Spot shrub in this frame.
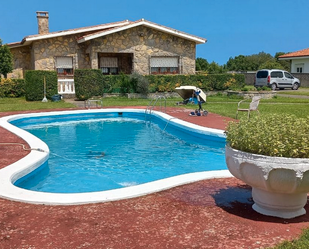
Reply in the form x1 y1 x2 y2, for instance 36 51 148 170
76 72 245 96
25 70 58 101
225 114 309 158
119 73 132 94
74 69 104 100
0 78 25 97
130 73 149 95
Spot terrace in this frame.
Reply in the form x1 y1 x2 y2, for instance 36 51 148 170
0 104 309 248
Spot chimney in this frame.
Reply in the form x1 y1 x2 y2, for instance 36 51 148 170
36 11 49 34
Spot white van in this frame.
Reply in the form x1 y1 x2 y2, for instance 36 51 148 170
255 69 300 90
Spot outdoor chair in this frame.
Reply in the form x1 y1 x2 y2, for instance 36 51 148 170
84 96 103 109
236 96 261 119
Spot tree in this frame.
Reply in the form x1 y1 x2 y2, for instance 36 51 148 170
208 61 224 74
275 52 290 71
196 57 209 71
258 59 285 70
225 52 273 71
226 55 249 71
0 38 13 78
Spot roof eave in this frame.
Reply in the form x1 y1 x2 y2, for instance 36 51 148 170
10 20 131 47
278 56 309 60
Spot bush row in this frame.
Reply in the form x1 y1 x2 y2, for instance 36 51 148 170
4 70 245 101
0 78 25 98
25 70 58 101
74 70 245 100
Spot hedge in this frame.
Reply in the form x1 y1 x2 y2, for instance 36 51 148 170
100 73 245 94
74 69 105 100
25 70 58 101
0 78 25 97
74 70 245 100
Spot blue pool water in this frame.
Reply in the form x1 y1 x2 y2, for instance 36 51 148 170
13 112 226 193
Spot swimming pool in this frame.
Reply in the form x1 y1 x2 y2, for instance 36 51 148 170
0 109 232 205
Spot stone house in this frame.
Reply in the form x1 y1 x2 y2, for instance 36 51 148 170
8 11 206 95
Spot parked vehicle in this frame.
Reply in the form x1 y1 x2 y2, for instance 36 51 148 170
255 69 300 90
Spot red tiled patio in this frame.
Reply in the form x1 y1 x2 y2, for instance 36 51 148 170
0 107 308 249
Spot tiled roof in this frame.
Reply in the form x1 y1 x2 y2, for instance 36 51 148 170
279 48 309 58
8 19 206 48
8 20 130 47
78 19 206 44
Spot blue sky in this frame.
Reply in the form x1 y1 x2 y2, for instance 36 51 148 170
1 0 308 65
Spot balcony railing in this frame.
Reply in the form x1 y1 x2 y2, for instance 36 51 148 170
58 79 75 94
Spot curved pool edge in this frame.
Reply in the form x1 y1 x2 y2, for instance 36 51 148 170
0 108 231 205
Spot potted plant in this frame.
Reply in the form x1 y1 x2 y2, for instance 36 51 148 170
225 114 309 219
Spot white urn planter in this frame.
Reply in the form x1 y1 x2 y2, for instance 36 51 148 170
225 145 309 219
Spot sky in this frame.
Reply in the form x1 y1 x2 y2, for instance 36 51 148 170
1 0 308 65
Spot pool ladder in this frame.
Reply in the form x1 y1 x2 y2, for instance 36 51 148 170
145 96 166 120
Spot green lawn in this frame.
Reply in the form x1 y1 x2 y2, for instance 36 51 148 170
276 88 309 96
0 97 75 112
1 95 309 120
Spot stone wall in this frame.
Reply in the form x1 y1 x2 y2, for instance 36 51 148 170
9 46 32 78
88 26 196 74
32 35 86 70
291 73 309 87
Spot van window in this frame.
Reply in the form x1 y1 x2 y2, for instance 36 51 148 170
271 71 283 78
257 71 268 78
284 72 294 79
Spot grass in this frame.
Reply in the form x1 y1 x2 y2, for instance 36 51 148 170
276 88 309 96
1 94 309 120
270 229 309 249
0 97 75 112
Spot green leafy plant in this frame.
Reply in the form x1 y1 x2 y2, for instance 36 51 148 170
74 69 104 100
25 70 58 101
130 72 149 95
225 114 309 158
0 39 13 78
0 78 25 97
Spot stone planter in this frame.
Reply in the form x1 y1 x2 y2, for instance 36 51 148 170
225 145 309 219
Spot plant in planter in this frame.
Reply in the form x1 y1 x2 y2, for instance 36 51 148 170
225 114 309 219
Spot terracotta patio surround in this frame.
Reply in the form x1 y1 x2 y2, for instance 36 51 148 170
0 106 309 249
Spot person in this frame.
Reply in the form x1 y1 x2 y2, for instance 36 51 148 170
189 89 208 116
194 89 202 113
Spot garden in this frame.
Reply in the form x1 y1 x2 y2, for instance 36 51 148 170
1 72 309 248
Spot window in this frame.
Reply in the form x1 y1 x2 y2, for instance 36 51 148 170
284 72 294 79
56 56 73 76
257 70 268 78
296 64 304 73
100 57 118 75
150 57 179 74
271 71 283 78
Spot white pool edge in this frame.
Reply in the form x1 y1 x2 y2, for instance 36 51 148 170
0 108 232 205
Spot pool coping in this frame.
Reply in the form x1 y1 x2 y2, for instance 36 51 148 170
0 108 232 205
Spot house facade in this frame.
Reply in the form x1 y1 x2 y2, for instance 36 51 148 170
278 48 309 74
8 12 206 95
278 48 309 87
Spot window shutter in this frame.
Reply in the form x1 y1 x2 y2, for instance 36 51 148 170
56 57 73 69
150 57 178 67
100 57 118 67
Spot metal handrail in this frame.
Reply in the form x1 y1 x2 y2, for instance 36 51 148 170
145 96 166 120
